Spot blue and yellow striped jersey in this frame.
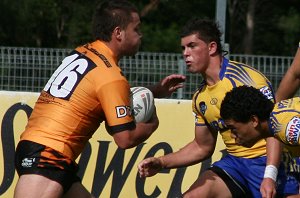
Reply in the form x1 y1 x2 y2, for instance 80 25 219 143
269 97 300 156
192 58 274 158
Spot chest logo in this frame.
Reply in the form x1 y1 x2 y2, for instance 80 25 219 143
210 98 218 105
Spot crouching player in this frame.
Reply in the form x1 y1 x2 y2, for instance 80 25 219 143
221 85 300 197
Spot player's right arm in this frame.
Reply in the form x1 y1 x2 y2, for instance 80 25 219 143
100 80 159 149
276 46 300 101
138 125 217 177
111 109 159 149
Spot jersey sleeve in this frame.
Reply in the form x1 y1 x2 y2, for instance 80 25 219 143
97 80 136 135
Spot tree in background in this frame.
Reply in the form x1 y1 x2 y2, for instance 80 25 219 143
134 0 215 53
227 0 300 55
0 0 299 56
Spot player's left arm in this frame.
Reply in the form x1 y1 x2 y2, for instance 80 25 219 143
147 74 186 98
260 137 282 198
257 82 280 198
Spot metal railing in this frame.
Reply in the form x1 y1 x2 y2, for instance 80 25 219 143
0 46 295 99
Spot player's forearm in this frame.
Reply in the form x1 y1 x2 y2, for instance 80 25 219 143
266 137 282 168
129 118 159 147
264 137 282 182
114 117 159 149
158 140 212 169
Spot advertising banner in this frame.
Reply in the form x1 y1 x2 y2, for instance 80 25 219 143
0 91 226 197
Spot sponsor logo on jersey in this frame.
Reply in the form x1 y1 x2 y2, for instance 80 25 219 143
21 157 35 168
199 101 207 115
116 105 132 118
286 116 300 145
259 86 273 100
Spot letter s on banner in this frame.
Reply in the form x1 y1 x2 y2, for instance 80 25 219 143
0 103 32 195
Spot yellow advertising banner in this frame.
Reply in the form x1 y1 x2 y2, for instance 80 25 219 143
0 91 226 198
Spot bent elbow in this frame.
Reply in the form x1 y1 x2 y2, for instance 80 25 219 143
115 140 136 150
118 144 132 150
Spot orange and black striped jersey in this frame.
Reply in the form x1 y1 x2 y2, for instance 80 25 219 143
21 40 135 161
192 58 275 158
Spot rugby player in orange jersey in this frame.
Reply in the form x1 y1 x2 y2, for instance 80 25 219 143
13 1 185 198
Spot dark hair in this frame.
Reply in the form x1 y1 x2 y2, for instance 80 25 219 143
92 0 138 41
220 85 274 123
180 18 223 54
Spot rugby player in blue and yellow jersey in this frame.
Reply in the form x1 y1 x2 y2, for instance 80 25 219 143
138 18 299 198
221 85 300 196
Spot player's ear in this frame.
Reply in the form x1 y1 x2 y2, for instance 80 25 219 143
208 41 217 55
250 115 259 128
113 26 124 41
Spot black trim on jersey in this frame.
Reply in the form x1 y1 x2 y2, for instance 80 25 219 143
209 166 253 198
108 121 136 135
192 91 202 115
198 80 206 90
83 44 112 68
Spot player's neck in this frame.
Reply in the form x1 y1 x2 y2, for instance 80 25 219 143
204 57 222 86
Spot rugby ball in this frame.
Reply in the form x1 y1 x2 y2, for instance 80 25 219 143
130 87 155 123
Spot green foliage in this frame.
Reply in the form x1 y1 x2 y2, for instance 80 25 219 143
278 7 300 54
0 0 299 55
140 23 181 52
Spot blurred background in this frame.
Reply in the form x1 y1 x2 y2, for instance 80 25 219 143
1 0 299 55
0 0 299 99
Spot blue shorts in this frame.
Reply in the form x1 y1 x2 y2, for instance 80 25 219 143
212 153 299 198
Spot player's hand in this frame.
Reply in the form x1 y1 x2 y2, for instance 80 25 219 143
149 74 186 98
138 157 163 177
260 178 276 198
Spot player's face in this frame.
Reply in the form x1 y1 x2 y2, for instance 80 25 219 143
224 119 263 148
181 34 210 74
122 12 142 56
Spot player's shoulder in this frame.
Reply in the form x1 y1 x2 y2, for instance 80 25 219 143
227 60 260 74
76 42 118 69
75 42 126 83
223 59 268 83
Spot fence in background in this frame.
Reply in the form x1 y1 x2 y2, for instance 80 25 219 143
0 46 295 99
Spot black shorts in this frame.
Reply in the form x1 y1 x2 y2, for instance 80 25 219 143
15 140 81 193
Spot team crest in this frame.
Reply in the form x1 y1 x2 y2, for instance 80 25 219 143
210 98 218 105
